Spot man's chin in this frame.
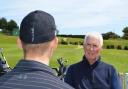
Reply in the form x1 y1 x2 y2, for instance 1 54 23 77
87 57 96 61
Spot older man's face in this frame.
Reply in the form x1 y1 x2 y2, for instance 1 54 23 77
84 36 102 62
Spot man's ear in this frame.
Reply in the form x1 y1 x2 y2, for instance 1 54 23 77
51 37 58 49
54 37 58 49
17 37 23 49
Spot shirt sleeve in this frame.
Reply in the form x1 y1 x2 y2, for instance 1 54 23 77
64 66 75 88
111 68 122 89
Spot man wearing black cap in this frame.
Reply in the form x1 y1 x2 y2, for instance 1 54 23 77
0 10 74 89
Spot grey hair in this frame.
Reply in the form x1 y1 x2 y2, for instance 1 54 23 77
84 32 103 47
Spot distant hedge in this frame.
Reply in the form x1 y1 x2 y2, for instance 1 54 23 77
106 45 128 50
58 35 84 38
59 38 83 45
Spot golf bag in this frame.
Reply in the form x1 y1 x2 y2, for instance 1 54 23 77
0 48 11 77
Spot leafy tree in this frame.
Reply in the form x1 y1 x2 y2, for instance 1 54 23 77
0 17 8 32
7 20 19 34
102 32 120 40
122 27 128 39
0 18 19 35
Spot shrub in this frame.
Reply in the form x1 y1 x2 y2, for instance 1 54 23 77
74 42 79 45
61 38 68 45
106 45 115 49
117 45 122 50
124 46 128 50
79 41 83 45
110 45 115 49
69 41 73 45
106 45 110 49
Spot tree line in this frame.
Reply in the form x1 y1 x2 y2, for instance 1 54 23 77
0 17 19 35
0 17 128 39
102 27 128 40
58 27 128 40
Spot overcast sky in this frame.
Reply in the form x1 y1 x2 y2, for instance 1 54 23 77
0 0 128 36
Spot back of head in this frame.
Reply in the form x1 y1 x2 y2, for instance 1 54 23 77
84 32 103 47
20 10 57 44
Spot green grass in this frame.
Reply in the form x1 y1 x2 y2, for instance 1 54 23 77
101 49 128 72
0 34 22 67
50 45 84 67
103 39 128 48
0 34 128 73
58 37 83 43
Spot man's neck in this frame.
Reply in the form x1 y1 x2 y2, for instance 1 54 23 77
87 59 96 65
24 54 50 65
85 56 99 65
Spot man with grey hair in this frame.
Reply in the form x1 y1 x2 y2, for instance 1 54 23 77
65 32 122 89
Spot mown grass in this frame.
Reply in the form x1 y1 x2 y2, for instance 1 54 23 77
0 34 128 73
101 49 128 72
58 37 83 43
103 39 128 48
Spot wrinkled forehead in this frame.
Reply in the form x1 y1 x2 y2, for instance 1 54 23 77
85 36 103 49
86 36 100 44
84 32 103 47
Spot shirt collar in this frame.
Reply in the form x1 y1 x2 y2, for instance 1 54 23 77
14 59 56 76
82 55 100 69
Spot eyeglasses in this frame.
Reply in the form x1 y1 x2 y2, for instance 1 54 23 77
85 43 99 50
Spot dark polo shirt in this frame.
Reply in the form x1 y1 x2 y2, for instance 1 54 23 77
64 56 122 89
0 60 74 89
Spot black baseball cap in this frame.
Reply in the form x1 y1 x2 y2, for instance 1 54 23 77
20 10 57 44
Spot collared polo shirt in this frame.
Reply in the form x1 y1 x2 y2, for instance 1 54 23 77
64 56 122 89
0 59 74 89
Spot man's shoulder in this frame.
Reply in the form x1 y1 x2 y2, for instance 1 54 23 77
99 61 116 70
0 70 74 89
68 60 83 70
